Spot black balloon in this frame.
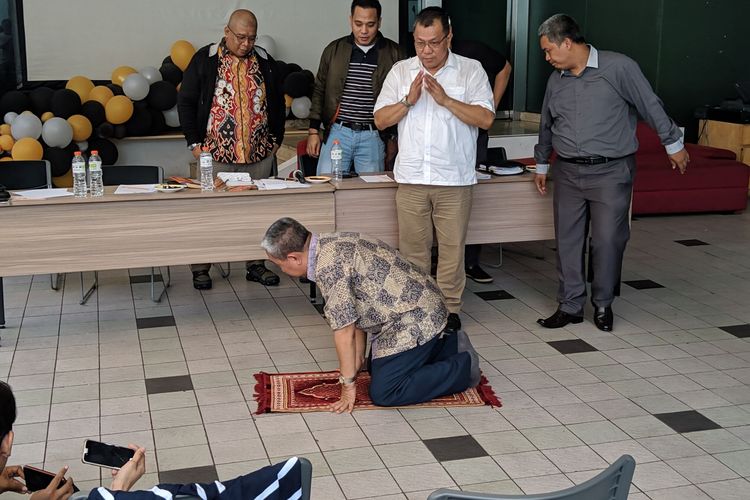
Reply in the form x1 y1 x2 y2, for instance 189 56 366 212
159 63 183 86
50 89 81 119
0 90 30 115
106 83 124 96
81 101 106 128
113 124 127 139
87 138 118 164
286 63 302 74
301 70 315 87
162 55 173 65
147 81 177 111
43 144 77 177
149 107 167 135
274 60 290 84
125 106 152 136
29 87 54 115
284 71 312 98
96 121 114 139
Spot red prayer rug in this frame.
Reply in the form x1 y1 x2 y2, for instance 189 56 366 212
253 371 502 414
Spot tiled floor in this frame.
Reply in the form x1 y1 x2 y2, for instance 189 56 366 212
2 211 750 499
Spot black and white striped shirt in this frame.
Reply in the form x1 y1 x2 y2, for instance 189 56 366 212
337 44 378 124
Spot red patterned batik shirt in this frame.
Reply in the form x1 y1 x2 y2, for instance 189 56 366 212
204 45 274 164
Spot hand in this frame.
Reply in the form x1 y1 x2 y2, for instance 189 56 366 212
191 146 202 160
329 383 357 414
0 465 27 494
272 143 280 156
29 467 73 500
406 71 424 107
535 173 547 195
307 133 321 158
110 445 147 492
669 149 689 174
423 73 450 107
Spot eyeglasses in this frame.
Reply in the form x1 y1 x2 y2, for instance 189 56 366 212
226 25 257 44
414 34 448 51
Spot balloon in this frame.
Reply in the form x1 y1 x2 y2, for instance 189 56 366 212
76 140 88 152
66 76 95 102
170 40 196 71
290 96 311 119
147 81 177 111
41 117 74 148
106 83 125 96
256 35 277 58
284 72 312 98
87 85 114 106
11 137 43 160
125 106 152 136
87 138 118 164
81 101 106 128
0 91 29 115
284 94 293 107
159 63 182 86
162 105 180 127
44 144 76 177
4 112 18 125
111 65 137 86
52 168 73 188
139 66 163 84
122 73 150 101
149 108 167 135
105 95 134 125
0 123 10 135
68 114 93 141
96 122 114 139
29 87 54 115
0 134 14 151
10 113 43 140
50 89 81 119
41 112 54 122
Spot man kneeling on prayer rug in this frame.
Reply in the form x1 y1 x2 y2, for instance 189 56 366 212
261 217 480 413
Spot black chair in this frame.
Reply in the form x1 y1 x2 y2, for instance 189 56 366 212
0 161 60 331
75 165 170 304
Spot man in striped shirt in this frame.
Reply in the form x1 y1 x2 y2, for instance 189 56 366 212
307 0 403 175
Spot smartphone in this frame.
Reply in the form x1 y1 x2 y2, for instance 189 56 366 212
22 465 79 493
81 439 135 470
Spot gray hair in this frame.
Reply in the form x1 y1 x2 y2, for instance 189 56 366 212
261 217 310 259
538 14 585 45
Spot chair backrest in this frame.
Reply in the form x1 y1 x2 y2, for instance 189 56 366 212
0 160 52 189
101 165 164 186
296 138 319 176
427 455 635 500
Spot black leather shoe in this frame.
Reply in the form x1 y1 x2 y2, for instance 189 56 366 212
537 308 583 328
192 271 212 290
445 313 461 333
465 264 493 284
594 306 613 332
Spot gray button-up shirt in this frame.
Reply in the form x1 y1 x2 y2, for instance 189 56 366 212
534 46 684 174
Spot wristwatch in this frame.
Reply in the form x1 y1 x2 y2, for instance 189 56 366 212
187 142 201 151
399 96 413 108
338 374 357 385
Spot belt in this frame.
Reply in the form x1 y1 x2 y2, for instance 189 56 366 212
557 155 632 165
336 120 375 131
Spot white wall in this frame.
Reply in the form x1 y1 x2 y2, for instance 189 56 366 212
22 0 399 81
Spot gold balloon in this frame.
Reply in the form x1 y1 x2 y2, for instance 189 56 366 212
66 75 95 102
105 95 134 125
53 168 73 188
0 134 14 152
11 137 44 160
170 40 196 71
87 85 114 106
0 124 10 135
111 65 137 86
41 112 54 122
284 94 293 107
68 115 93 141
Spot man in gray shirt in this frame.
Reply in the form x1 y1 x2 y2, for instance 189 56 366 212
533 14 689 332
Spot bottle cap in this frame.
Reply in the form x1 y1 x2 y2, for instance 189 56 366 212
333 139 340 145
74 151 82 156
202 146 209 152
91 150 98 155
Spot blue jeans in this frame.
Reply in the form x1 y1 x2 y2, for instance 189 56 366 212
317 123 385 174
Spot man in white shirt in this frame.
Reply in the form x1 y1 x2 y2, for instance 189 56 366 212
374 6 494 333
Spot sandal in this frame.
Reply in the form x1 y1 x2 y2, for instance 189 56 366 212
246 263 280 286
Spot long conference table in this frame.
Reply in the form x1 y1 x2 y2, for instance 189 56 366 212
0 173 554 327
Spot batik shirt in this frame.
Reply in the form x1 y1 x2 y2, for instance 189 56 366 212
204 44 274 164
310 232 448 359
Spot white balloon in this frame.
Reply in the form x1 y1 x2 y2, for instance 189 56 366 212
41 117 74 148
122 73 150 101
290 96 311 119
139 66 163 84
162 105 180 127
76 140 89 152
10 113 43 140
256 35 277 58
4 112 18 125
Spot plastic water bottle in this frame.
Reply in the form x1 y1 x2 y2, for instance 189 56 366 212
199 147 213 192
331 139 343 183
72 151 87 198
88 150 103 197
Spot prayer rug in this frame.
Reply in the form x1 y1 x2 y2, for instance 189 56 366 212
253 371 501 414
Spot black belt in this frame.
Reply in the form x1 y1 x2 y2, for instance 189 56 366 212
557 154 631 165
336 120 375 131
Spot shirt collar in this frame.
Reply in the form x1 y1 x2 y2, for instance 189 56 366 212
306 233 319 281
414 50 458 75
560 44 598 76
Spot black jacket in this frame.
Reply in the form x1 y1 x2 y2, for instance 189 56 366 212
177 41 285 150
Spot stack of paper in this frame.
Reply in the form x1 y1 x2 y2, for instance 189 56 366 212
12 188 74 199
360 175 395 183
255 179 311 190
217 172 253 187
114 184 157 194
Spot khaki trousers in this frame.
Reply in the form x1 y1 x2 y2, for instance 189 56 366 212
396 184 473 313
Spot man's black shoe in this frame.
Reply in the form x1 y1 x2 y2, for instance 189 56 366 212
537 308 583 328
594 306 613 332
192 271 212 290
465 265 493 284
445 313 461 333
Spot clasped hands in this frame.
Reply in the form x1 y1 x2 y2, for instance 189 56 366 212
406 70 451 108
